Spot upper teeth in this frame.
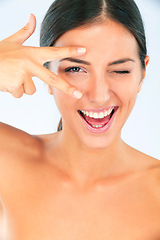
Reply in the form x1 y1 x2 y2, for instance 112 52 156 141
81 107 114 119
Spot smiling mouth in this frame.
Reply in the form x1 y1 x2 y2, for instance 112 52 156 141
78 106 118 131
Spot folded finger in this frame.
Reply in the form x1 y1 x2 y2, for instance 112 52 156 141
23 78 36 95
11 85 25 98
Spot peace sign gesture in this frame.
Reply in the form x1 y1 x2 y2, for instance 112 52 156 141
0 14 85 98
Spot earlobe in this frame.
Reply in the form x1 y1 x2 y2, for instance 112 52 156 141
142 55 150 79
138 56 150 93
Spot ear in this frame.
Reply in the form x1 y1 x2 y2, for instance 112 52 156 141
142 55 150 79
138 56 150 93
47 85 54 95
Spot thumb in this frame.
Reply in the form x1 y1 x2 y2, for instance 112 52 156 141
4 14 36 45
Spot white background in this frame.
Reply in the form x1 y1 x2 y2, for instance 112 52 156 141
0 0 159 159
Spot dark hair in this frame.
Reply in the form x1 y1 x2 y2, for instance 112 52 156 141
40 0 147 132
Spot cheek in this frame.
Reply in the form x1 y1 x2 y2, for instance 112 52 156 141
53 89 78 118
58 72 89 93
112 77 140 107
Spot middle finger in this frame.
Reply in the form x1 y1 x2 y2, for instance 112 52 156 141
28 46 86 65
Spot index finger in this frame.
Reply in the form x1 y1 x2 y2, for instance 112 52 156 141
30 46 86 65
30 62 83 99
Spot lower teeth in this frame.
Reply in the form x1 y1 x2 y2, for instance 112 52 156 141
91 124 105 128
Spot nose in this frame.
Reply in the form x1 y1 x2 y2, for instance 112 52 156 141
87 73 110 105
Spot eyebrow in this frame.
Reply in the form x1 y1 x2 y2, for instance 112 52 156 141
59 57 135 66
108 58 135 66
59 58 90 65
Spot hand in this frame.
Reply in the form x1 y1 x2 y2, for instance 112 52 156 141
0 14 86 98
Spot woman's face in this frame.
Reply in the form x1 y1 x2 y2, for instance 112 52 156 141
49 19 149 149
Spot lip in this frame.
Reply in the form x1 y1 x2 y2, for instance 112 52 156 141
78 106 119 134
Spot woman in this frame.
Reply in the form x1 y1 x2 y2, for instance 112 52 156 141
0 0 160 239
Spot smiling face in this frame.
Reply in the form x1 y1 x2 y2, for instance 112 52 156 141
49 19 149 149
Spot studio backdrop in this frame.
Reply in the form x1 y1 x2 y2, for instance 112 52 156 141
0 0 159 159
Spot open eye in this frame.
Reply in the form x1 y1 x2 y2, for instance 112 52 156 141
65 67 84 73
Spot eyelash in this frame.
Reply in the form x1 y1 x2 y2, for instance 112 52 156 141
65 67 130 74
65 67 83 73
114 70 130 74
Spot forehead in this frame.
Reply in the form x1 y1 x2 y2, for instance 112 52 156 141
54 20 139 60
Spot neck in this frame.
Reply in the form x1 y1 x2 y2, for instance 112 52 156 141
54 129 128 188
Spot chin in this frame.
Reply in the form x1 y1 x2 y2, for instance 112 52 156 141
66 124 118 150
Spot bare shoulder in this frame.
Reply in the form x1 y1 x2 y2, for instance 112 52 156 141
125 143 160 168
141 152 160 182
0 122 46 198
0 122 42 160
144 154 160 203
0 122 58 171
127 144 160 196
0 123 45 185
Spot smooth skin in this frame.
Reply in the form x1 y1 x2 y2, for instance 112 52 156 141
0 14 160 240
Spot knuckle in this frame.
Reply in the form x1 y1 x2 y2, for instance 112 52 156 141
13 94 23 99
66 85 75 95
51 47 59 56
9 86 18 93
49 73 57 84
9 82 22 93
17 69 26 82
16 93 23 98
11 89 24 98
26 87 36 95
23 25 28 31
51 47 59 52
50 47 60 58
22 22 29 31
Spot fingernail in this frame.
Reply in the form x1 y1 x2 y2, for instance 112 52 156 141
77 48 86 54
73 90 83 99
28 13 32 24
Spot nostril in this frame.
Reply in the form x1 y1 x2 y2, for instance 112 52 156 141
87 81 110 104
88 94 110 104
